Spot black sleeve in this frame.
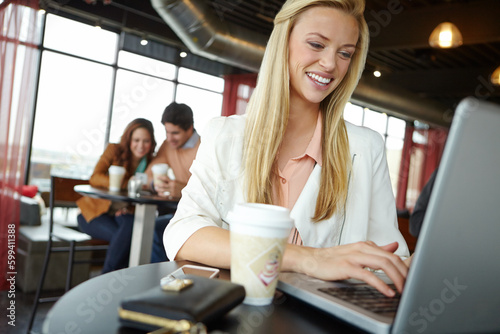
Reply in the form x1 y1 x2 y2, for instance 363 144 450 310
409 169 438 237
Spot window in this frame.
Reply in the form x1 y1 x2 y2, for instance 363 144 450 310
344 103 407 197
385 117 406 194
28 14 224 190
363 108 388 136
43 14 117 64
406 145 425 208
109 69 174 146
236 84 254 115
343 102 363 126
176 83 223 136
30 51 114 188
118 51 176 80
178 67 224 93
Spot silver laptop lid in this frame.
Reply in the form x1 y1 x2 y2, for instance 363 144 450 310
393 97 500 333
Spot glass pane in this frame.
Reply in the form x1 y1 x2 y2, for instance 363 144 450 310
30 51 114 189
109 69 175 147
387 116 406 139
236 84 254 115
178 67 224 93
343 102 363 126
412 130 428 144
43 14 118 64
386 137 404 197
363 108 387 136
385 136 404 151
238 84 252 100
176 84 223 137
406 147 424 209
118 51 176 80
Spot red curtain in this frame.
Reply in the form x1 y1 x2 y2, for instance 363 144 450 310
396 124 448 210
221 73 257 116
420 127 448 189
396 124 414 210
0 0 39 290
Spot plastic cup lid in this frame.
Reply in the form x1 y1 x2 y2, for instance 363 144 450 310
152 163 169 172
227 203 293 229
108 165 125 173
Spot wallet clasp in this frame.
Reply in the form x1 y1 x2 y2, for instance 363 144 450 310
147 322 207 334
160 277 194 292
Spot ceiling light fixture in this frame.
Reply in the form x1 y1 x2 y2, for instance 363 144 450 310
180 51 187 58
429 22 463 48
140 36 148 46
373 70 381 78
491 66 500 86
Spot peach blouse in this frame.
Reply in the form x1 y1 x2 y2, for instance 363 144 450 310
272 113 323 245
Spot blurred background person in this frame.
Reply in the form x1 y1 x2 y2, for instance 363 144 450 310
410 168 438 238
77 118 156 273
146 102 200 263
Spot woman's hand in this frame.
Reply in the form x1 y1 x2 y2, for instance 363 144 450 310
283 241 408 297
403 253 414 267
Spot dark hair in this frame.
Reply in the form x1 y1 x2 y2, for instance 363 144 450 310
160 102 194 131
118 118 156 171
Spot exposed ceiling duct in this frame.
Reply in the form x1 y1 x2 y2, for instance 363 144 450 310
152 0 450 127
353 77 452 127
151 0 267 72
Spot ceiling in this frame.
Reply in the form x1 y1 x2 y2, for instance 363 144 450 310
42 0 500 126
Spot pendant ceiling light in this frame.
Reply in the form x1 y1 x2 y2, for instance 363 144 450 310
491 66 500 86
429 22 463 48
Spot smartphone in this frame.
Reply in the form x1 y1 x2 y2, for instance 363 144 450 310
169 264 220 279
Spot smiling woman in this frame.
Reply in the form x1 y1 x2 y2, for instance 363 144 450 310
76 118 156 273
164 0 409 299
288 6 359 106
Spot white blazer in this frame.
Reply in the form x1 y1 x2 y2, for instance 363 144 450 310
164 115 409 260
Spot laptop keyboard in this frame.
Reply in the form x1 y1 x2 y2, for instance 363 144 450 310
318 284 401 316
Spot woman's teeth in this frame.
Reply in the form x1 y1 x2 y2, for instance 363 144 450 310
307 73 332 86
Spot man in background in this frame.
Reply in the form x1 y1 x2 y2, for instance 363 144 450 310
146 102 200 262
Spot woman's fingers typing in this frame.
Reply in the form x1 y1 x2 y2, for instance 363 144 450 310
297 241 407 297
357 242 408 292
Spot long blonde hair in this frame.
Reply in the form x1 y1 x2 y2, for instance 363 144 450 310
243 0 369 221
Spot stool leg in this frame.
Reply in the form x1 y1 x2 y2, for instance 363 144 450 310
27 237 53 333
66 240 76 292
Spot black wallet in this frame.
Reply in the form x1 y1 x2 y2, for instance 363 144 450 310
118 274 245 332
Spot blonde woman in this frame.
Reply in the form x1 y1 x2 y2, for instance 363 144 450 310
164 0 409 296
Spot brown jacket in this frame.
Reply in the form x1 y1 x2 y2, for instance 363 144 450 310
76 144 140 222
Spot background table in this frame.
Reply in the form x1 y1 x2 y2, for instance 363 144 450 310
74 185 177 267
42 261 363 334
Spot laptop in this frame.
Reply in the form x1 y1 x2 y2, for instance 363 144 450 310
278 97 500 334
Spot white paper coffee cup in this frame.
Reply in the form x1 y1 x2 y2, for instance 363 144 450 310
108 165 126 191
151 163 169 184
228 203 293 306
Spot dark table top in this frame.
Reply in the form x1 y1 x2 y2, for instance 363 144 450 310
43 261 364 334
74 184 178 208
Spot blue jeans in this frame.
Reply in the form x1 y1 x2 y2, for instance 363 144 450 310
151 213 173 263
77 213 134 273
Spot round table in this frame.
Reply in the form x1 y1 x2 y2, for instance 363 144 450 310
74 185 177 267
43 261 363 334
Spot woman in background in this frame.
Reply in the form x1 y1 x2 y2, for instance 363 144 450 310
77 118 156 273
